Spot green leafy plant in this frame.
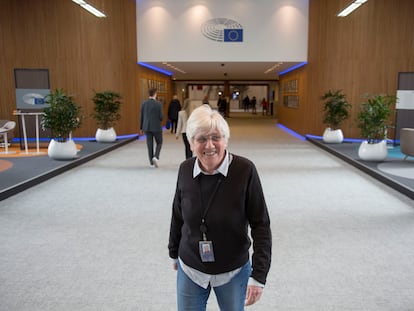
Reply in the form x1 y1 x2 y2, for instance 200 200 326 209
42 88 82 142
92 91 122 130
321 89 351 129
357 94 396 143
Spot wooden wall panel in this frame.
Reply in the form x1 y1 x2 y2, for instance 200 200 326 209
286 0 414 138
0 0 145 137
278 67 307 134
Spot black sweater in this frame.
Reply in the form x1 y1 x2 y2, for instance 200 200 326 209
168 154 272 284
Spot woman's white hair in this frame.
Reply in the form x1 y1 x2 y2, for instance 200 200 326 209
186 104 230 144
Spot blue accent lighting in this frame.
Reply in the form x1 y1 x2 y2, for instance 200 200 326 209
277 124 306 140
138 62 173 76
279 62 308 75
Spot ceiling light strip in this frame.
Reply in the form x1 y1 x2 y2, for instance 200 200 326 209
72 0 106 18
337 0 368 17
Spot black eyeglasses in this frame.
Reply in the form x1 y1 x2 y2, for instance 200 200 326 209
194 135 223 144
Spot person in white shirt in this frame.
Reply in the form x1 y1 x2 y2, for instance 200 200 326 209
175 98 193 159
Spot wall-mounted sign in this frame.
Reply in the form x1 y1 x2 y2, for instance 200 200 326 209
201 18 243 42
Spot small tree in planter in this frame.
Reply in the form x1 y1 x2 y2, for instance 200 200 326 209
321 89 351 143
92 91 122 142
42 88 82 160
357 94 396 161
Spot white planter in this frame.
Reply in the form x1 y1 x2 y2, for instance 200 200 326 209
358 140 388 161
48 139 78 160
95 128 117 143
323 128 344 144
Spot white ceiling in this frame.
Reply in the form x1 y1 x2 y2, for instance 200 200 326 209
139 61 305 81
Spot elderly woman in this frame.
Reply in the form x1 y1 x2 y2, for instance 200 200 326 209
168 105 272 311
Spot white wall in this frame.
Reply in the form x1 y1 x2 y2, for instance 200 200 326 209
136 0 308 62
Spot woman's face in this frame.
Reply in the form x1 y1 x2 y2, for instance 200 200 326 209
191 129 227 174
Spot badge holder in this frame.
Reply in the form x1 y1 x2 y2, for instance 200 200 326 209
199 222 215 262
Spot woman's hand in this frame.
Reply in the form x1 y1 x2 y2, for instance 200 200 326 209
245 285 263 306
172 262 178 271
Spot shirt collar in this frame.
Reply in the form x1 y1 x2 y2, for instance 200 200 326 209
193 150 230 178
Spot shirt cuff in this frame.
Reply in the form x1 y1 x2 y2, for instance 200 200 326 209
248 277 265 288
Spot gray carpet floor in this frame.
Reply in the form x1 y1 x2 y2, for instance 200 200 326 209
1 113 414 311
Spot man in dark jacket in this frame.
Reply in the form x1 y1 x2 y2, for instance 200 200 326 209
217 94 227 117
140 88 163 168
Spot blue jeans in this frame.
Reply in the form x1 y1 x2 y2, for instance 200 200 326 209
144 131 162 164
177 261 251 311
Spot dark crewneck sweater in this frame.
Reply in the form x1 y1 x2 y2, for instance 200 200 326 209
168 154 272 284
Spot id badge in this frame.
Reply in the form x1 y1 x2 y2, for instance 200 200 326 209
199 240 215 262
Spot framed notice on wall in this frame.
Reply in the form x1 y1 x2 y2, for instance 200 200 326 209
283 79 298 93
283 95 299 108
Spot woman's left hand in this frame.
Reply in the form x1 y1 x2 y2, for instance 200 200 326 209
245 285 263 306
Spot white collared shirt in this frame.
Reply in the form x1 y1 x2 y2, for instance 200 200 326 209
192 150 230 178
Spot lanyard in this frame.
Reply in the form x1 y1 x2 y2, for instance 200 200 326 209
199 177 222 241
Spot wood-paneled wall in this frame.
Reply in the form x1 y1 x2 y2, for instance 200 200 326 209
277 67 307 134
0 0 171 138
279 0 414 138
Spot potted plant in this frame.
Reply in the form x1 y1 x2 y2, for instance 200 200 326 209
321 89 351 143
92 91 122 142
42 88 82 160
357 94 396 161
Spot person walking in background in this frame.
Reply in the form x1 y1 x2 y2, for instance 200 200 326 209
224 96 230 118
176 98 192 159
140 88 163 168
168 105 272 310
261 98 268 116
251 96 257 114
217 94 227 117
168 95 181 134
202 95 210 106
242 95 250 112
